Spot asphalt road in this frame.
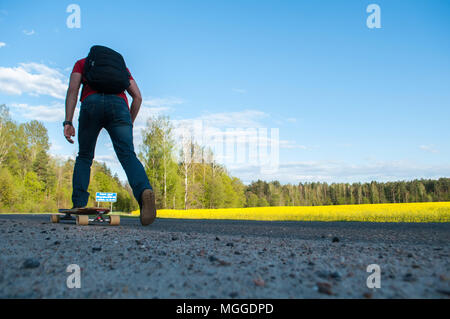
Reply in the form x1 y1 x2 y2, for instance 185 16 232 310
0 214 449 298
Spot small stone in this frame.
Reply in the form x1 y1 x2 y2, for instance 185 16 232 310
363 292 373 299
215 236 220 241
229 292 239 298
171 236 178 241
208 255 218 262
403 273 416 282
23 258 40 269
253 278 265 287
218 259 231 266
92 247 102 252
54 241 60 245
332 237 340 243
234 251 241 255
317 282 333 295
330 271 342 281
226 243 234 247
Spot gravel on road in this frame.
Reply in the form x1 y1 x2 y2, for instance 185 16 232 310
0 215 448 298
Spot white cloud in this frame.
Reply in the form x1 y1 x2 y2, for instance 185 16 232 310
132 97 183 138
136 106 171 124
95 154 119 165
142 97 184 108
49 142 63 152
279 140 308 149
23 29 35 36
286 117 297 123
190 109 269 128
419 145 439 154
230 160 450 184
133 105 174 147
232 88 247 94
10 102 78 123
0 63 68 99
0 42 6 48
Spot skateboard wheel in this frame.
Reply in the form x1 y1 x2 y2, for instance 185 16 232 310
109 215 120 226
76 215 89 226
50 215 60 223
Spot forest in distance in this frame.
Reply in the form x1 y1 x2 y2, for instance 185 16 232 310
0 104 449 213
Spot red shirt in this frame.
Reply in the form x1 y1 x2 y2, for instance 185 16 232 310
72 58 133 105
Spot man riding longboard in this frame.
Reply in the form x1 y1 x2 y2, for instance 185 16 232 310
63 45 156 226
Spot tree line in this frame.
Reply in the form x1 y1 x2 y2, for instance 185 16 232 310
0 104 448 212
0 104 136 213
245 178 450 207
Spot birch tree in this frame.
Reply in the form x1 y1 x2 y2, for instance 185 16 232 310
0 105 10 166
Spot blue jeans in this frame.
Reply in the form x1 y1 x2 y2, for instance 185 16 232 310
72 93 152 207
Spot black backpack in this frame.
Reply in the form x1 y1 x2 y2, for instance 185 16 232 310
82 45 130 94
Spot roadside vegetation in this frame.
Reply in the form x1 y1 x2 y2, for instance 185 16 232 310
141 202 450 223
1 104 448 215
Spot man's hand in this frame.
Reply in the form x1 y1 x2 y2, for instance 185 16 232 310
64 72 81 144
64 124 75 144
126 79 143 124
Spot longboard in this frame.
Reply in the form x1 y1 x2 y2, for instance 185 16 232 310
51 207 120 226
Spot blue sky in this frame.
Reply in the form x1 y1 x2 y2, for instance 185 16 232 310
0 0 449 184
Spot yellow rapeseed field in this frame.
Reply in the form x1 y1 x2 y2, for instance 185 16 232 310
131 202 450 223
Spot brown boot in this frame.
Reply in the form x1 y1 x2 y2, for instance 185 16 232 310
140 189 156 226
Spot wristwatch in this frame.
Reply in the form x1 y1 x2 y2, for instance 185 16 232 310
63 120 73 127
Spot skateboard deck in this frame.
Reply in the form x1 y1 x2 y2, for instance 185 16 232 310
52 207 120 226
